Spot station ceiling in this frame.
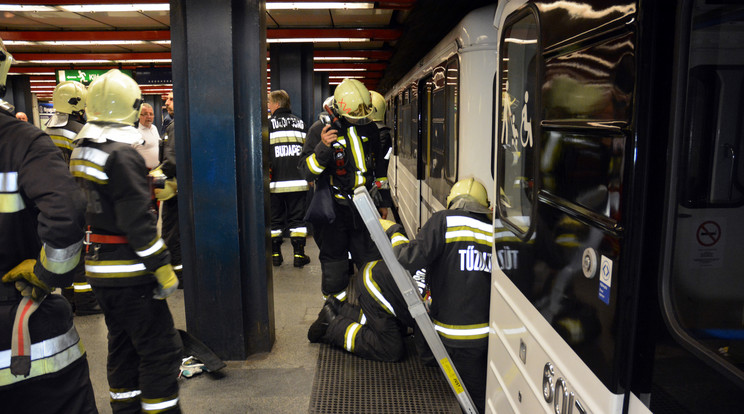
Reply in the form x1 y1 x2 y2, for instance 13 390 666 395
1 0 492 100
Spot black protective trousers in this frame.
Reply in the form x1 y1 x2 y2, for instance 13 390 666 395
0 294 98 414
270 191 308 236
316 203 380 296
93 284 182 414
325 296 407 363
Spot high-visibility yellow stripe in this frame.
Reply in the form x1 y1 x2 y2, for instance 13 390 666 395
363 261 395 316
73 282 93 293
433 320 489 340
270 179 309 193
0 327 85 386
49 134 75 151
390 232 409 248
110 388 141 402
0 193 25 213
306 154 325 175
289 227 307 237
136 237 166 258
85 260 149 278
344 322 362 352
40 240 83 275
141 395 180 413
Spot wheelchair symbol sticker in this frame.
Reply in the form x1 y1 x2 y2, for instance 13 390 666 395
598 255 613 305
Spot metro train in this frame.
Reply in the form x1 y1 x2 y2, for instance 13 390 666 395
385 1 744 413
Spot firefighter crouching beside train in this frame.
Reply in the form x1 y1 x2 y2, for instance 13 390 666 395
308 177 493 414
298 78 386 303
70 69 182 413
0 38 98 413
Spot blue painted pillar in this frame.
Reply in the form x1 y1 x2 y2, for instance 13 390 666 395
5 75 33 122
170 0 274 359
313 72 330 119
269 43 314 125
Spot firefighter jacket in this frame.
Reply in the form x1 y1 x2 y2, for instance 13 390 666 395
390 209 493 348
45 113 85 164
161 120 176 179
0 107 87 385
70 123 171 287
269 107 308 193
298 118 386 204
0 107 86 288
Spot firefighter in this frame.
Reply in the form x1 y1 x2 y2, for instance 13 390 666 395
0 38 98 413
45 80 103 315
267 90 311 267
298 78 386 303
369 91 393 219
388 177 493 414
70 69 182 413
307 226 415 363
45 80 87 163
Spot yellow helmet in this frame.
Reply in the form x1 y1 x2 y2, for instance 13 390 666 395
333 78 372 125
85 69 142 126
370 90 386 122
446 177 489 210
53 81 87 115
0 37 13 98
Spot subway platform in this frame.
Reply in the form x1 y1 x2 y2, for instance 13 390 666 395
73 237 461 413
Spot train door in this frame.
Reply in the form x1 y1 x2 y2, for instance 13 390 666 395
638 0 744 412
387 96 398 205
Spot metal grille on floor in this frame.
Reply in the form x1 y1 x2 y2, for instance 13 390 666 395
309 337 461 413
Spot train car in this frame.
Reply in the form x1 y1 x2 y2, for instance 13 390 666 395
385 4 499 237
487 0 744 413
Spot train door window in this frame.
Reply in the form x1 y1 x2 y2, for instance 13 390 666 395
445 58 459 183
665 0 744 386
495 9 539 237
429 66 447 202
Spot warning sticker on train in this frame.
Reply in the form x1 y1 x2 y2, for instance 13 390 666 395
689 219 725 269
598 255 613 305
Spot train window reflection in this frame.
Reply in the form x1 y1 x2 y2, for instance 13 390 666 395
497 11 539 238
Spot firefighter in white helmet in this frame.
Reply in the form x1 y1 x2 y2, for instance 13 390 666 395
389 177 492 413
70 69 182 413
46 80 104 315
298 78 386 305
0 36 98 413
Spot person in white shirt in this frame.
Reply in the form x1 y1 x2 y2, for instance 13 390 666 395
136 103 161 169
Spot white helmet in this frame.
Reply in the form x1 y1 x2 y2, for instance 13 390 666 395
369 91 386 123
53 81 87 115
333 78 372 125
0 37 13 98
86 69 142 126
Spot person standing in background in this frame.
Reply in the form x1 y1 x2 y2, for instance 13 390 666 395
14 111 27 122
136 103 161 170
159 92 182 279
267 90 311 268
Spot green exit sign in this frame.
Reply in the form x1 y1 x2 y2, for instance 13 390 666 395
56 69 133 85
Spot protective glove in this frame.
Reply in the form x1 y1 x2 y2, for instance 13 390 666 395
379 219 396 231
154 178 177 201
153 264 179 299
2 259 51 301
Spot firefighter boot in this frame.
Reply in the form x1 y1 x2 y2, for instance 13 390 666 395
307 298 338 343
291 237 311 268
272 238 283 266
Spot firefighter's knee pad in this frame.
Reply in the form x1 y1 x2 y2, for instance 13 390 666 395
321 260 350 295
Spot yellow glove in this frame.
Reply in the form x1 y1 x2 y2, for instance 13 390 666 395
2 259 51 301
379 219 396 231
154 178 177 201
153 264 179 299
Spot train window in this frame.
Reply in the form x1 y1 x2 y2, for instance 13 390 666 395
496 9 539 238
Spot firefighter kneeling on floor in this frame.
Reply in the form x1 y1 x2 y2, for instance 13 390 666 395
70 69 182 413
308 177 493 414
0 37 98 413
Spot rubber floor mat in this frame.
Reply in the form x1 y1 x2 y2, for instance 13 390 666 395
309 337 461 413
